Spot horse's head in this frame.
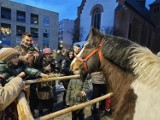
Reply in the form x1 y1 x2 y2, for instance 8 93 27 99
71 28 105 80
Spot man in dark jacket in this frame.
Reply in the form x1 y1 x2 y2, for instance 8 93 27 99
14 32 43 116
14 32 40 68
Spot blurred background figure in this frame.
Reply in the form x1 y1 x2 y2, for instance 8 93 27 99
55 48 67 73
73 44 81 57
90 72 107 120
60 49 74 107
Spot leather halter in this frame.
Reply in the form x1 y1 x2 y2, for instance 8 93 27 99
76 37 105 73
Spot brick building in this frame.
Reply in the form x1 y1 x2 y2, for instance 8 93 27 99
115 0 160 53
75 0 160 53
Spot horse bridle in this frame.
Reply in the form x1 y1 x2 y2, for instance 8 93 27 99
76 37 105 73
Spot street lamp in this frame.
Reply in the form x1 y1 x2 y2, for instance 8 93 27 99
58 40 63 50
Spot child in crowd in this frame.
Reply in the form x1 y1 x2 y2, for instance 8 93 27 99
66 70 89 120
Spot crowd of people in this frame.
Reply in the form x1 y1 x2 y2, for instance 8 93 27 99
0 32 112 120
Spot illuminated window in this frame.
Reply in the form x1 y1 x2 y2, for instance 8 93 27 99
0 23 11 35
31 13 39 24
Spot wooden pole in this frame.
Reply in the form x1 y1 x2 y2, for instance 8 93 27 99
16 92 34 120
40 92 113 120
25 75 80 84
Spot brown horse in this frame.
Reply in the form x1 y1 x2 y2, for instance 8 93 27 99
71 28 160 120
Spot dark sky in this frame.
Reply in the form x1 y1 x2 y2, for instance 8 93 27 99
11 0 82 20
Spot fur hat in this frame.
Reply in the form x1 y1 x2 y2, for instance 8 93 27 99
0 48 20 62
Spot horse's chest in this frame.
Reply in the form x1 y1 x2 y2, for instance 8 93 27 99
132 82 160 120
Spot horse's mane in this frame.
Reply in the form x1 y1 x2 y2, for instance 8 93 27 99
89 28 160 88
102 35 137 72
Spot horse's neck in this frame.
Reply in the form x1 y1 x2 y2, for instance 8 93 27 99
101 58 134 114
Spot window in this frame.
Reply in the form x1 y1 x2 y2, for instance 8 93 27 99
1 7 11 19
17 10 26 22
31 14 39 24
0 23 11 35
43 33 49 38
43 39 49 47
16 26 25 36
43 17 50 26
91 4 103 29
92 8 101 29
30 28 38 38
43 29 49 38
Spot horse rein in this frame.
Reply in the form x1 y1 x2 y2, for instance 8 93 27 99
76 37 105 73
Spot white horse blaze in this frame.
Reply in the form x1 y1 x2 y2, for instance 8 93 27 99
71 42 89 70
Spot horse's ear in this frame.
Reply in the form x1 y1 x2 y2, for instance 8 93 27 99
90 27 98 36
88 27 97 44
88 27 101 46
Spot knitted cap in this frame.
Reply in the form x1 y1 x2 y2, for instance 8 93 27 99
43 48 52 54
0 48 20 62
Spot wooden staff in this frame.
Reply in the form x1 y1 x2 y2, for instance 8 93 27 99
16 92 34 120
25 75 80 84
40 92 113 120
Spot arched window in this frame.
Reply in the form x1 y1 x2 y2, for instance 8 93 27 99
91 4 103 29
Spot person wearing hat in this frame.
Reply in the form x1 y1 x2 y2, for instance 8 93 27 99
0 47 48 118
0 76 24 119
37 47 55 116
41 48 55 73
0 47 48 85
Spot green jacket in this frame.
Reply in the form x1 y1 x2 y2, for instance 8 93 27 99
0 60 41 85
66 78 89 106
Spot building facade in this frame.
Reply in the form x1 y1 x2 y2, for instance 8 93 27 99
76 0 160 53
115 0 160 53
58 19 74 49
77 0 117 42
0 0 59 50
